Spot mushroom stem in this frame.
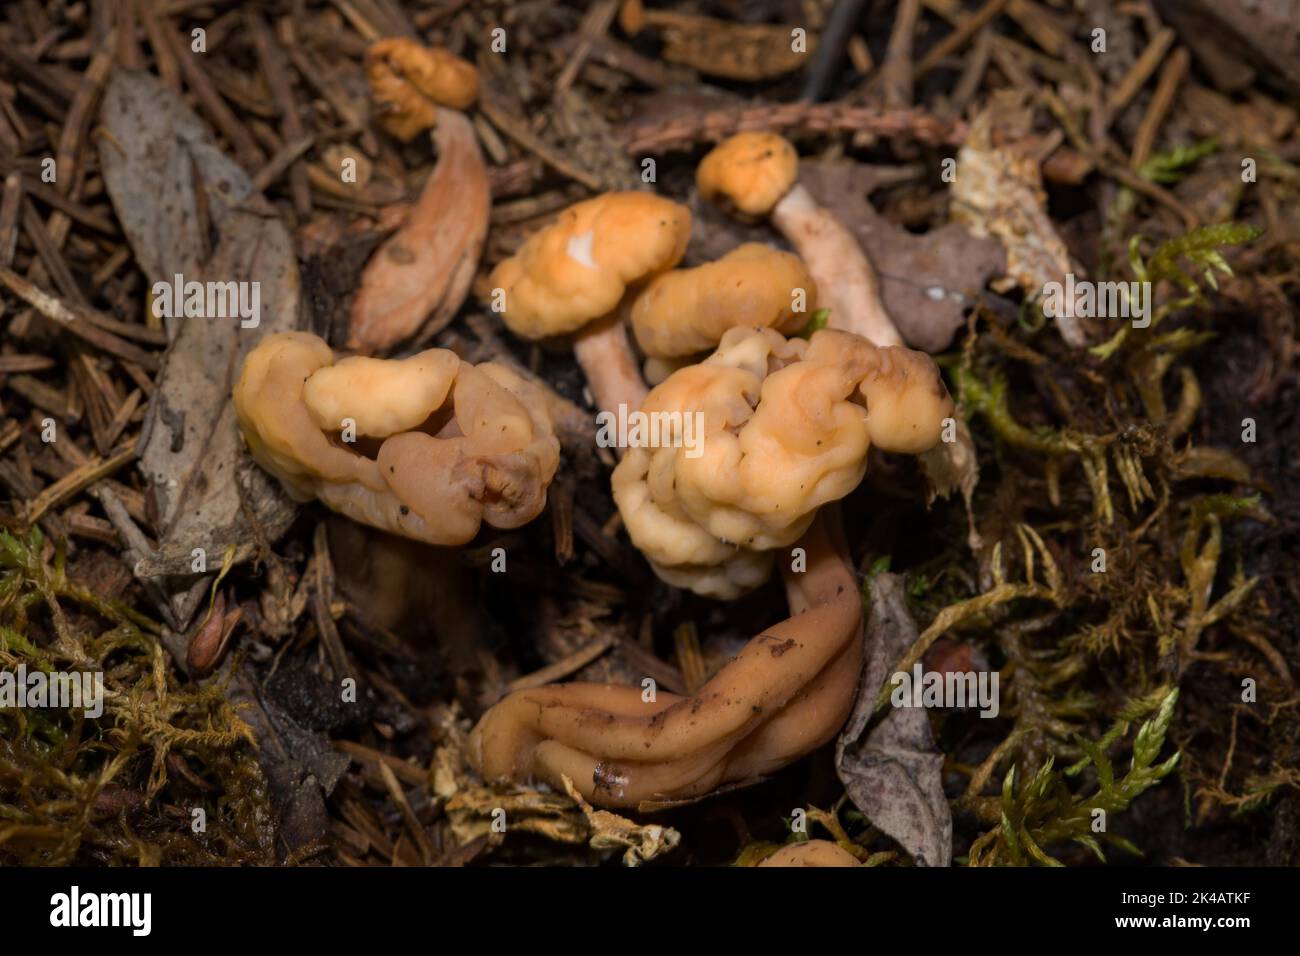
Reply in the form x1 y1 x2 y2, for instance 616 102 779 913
468 509 863 808
771 184 905 348
572 313 649 422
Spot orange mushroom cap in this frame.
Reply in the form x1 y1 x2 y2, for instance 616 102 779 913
489 192 691 340
365 38 479 142
758 841 862 867
696 131 799 218
629 243 817 359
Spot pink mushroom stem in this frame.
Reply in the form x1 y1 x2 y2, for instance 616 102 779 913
771 184 904 349
572 314 649 435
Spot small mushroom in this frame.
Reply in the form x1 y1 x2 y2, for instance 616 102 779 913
469 511 864 808
233 331 559 546
348 110 490 353
364 38 478 142
628 243 817 361
697 131 903 348
611 325 953 598
758 841 861 867
489 191 691 418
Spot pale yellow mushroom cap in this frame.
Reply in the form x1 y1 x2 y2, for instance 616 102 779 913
696 131 798 218
234 332 559 546
303 350 460 437
611 326 953 597
489 192 691 339
365 38 479 142
629 243 818 359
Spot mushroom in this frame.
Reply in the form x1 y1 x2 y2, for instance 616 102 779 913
700 132 981 521
469 328 952 807
697 131 904 348
469 510 864 808
348 109 490 353
758 841 861 867
233 331 559 546
628 242 817 362
611 325 953 598
364 38 478 142
489 191 691 418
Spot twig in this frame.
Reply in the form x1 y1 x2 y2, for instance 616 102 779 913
506 630 616 693
622 102 966 155
916 0 1011 76
1130 47 1189 169
1105 27 1175 116
0 266 161 370
555 0 620 97
246 10 312 216
479 95 603 192
879 0 922 109
377 762 435 866
26 442 136 524
158 18 265 171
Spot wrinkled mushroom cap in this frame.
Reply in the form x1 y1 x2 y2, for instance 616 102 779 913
612 326 952 597
489 192 691 339
365 38 479 141
234 332 559 546
696 131 798 218
629 243 818 359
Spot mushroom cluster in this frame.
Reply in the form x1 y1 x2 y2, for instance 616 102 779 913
234 331 559 546
234 74 961 817
489 191 692 418
466 128 960 810
613 325 953 598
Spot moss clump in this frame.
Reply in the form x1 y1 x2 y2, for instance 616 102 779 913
0 528 275 865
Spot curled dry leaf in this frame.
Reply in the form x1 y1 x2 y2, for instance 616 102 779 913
347 110 489 353
444 787 589 848
950 98 1081 345
560 775 681 867
836 572 952 867
801 161 1005 354
98 69 298 619
186 589 244 675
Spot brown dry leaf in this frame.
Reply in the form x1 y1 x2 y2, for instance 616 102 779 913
560 775 681 866
98 69 298 620
348 110 489 353
950 97 1081 345
636 12 816 81
228 663 352 853
836 572 952 867
801 161 1005 353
